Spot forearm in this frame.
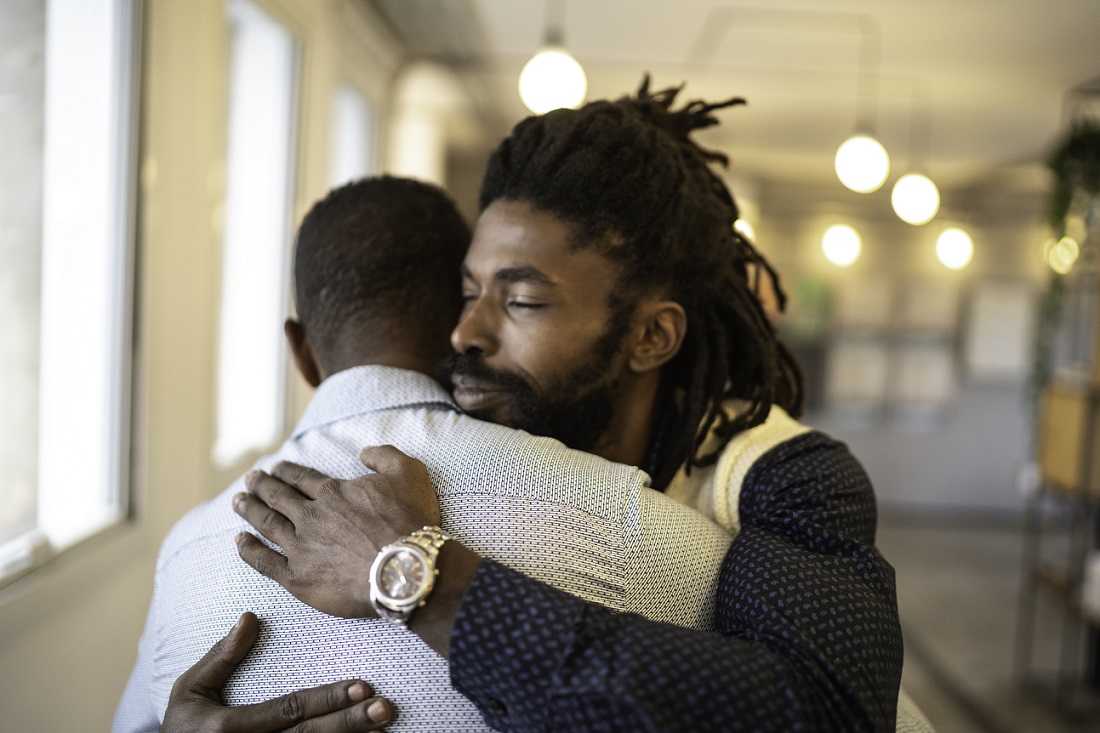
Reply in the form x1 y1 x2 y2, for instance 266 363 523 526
449 551 899 732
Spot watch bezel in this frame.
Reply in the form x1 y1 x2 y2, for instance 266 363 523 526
369 540 437 624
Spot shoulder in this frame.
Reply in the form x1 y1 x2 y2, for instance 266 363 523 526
427 412 651 521
745 429 870 494
156 484 244 571
739 429 878 546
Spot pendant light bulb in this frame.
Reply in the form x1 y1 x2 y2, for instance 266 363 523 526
935 227 973 270
1043 236 1080 274
519 46 587 114
892 173 940 225
733 218 756 243
835 134 890 193
822 224 862 267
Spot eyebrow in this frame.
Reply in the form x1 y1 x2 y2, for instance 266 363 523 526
462 263 555 287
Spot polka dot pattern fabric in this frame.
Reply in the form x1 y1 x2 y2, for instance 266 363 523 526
451 432 903 732
114 366 734 732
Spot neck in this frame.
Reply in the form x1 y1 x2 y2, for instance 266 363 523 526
589 372 661 469
322 344 444 383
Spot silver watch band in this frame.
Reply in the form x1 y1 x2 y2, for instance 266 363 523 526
370 526 451 627
404 526 450 557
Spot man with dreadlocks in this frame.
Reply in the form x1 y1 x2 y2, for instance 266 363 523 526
185 80 905 731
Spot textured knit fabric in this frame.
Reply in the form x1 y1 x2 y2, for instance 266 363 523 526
450 430 904 732
113 366 733 733
665 403 811 533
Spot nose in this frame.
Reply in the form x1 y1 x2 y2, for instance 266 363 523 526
450 296 498 356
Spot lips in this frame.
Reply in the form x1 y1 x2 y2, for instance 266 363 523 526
450 376 508 413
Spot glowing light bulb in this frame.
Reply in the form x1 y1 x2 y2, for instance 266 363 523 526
733 218 756 243
822 224 861 267
835 134 890 193
1044 236 1080 274
936 227 973 270
518 47 587 114
891 173 940 225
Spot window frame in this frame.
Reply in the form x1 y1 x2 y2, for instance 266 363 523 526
212 0 302 471
0 0 143 592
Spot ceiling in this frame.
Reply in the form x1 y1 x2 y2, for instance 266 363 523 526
372 0 1100 193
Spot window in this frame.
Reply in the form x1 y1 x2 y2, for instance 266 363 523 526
0 0 139 584
214 0 299 467
330 82 375 187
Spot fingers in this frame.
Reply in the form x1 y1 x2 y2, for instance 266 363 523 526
246 468 311 517
172 612 259 698
359 445 416 475
234 490 296 547
236 532 290 584
359 446 440 527
233 681 393 733
284 696 394 733
269 461 340 501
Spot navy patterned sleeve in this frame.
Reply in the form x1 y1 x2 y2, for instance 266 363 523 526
449 432 903 732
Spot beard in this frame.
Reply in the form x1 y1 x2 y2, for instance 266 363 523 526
441 313 631 452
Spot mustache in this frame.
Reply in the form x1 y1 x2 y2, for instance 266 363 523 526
439 352 532 395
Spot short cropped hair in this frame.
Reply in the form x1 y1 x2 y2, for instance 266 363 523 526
293 176 470 367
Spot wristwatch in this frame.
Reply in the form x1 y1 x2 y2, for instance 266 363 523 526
369 526 451 627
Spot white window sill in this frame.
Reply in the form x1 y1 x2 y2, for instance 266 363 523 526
0 519 151 650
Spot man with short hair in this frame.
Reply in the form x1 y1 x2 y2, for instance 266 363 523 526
115 174 735 733
178 82 904 731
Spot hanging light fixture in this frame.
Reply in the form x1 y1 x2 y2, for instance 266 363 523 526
1043 235 1080 274
891 80 940 225
935 227 973 270
835 134 890 193
835 19 889 192
822 224 862 267
892 172 940 225
733 218 756 243
518 0 587 114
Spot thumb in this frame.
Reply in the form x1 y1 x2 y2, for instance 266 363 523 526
175 612 259 697
358 444 410 474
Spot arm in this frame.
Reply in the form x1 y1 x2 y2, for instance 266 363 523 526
449 433 902 732
235 439 901 731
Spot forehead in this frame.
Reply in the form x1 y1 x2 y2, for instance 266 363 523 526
466 199 619 286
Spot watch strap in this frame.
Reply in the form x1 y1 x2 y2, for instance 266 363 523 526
404 526 450 560
370 526 451 627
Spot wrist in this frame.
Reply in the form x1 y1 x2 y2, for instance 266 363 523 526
366 526 482 658
369 526 450 627
408 540 482 659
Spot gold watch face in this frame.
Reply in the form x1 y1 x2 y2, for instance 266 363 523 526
379 548 428 601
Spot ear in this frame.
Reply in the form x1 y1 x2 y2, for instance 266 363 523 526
627 300 687 374
284 318 322 388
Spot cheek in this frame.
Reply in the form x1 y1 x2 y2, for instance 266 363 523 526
490 324 556 385
496 307 612 383
505 341 556 388
526 335 602 389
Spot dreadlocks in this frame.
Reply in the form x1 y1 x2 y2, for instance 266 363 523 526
479 77 804 490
